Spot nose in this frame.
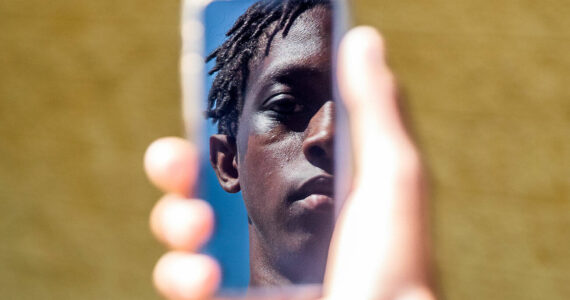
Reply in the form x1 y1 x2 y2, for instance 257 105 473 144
302 101 334 173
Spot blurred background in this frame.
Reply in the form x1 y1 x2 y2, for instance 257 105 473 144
1 0 569 299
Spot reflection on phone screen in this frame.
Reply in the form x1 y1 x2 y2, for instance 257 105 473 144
196 0 338 293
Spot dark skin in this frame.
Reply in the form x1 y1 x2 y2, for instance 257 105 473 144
210 6 334 286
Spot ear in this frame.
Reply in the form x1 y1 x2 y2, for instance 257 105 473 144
209 134 240 193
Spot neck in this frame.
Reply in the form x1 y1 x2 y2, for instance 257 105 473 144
248 226 291 286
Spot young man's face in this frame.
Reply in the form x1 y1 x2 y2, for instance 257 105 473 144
210 5 334 284
237 6 334 283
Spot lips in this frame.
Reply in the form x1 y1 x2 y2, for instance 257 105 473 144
297 194 333 212
291 175 334 213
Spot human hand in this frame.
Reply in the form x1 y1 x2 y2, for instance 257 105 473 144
145 137 220 300
144 27 435 300
322 26 434 300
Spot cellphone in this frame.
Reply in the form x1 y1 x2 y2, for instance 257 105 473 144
181 0 351 296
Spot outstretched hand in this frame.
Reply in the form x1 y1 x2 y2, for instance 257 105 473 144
144 27 435 300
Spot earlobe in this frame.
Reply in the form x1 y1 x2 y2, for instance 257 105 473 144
210 134 240 193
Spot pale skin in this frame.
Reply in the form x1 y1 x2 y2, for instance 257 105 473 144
145 27 436 300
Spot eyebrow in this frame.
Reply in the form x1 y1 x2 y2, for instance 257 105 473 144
264 64 328 85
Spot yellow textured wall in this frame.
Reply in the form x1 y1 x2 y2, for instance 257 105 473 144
0 1 181 299
355 2 570 299
1 0 568 299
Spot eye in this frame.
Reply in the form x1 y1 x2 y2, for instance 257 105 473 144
263 94 304 114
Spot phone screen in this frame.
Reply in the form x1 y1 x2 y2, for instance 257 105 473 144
182 0 350 295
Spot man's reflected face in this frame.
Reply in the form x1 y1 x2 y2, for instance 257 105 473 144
235 6 334 283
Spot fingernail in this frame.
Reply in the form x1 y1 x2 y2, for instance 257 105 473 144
353 26 385 69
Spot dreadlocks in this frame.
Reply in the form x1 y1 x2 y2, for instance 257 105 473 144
205 0 331 137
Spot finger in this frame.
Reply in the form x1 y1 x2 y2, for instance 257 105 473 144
154 251 221 300
324 27 431 299
144 137 199 195
150 194 214 251
337 27 417 185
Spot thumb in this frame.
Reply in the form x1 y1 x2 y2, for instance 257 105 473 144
324 27 432 299
338 26 414 185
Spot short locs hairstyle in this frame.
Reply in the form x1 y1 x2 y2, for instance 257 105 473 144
205 0 331 137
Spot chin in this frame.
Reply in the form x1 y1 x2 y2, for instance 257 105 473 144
279 239 330 284
275 219 333 284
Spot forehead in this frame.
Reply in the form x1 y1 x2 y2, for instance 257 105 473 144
269 6 331 62
247 6 332 90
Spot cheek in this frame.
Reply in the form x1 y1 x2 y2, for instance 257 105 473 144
244 117 304 173
236 116 304 223
238 113 303 167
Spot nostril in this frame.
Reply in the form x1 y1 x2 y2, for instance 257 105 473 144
308 145 326 158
